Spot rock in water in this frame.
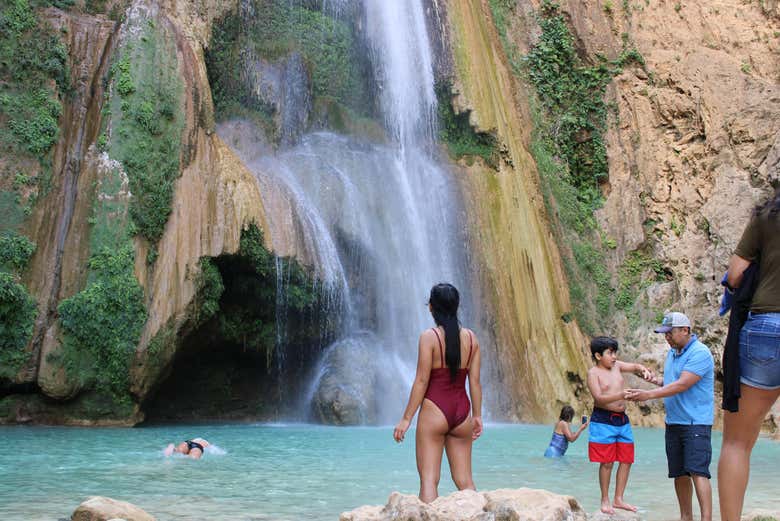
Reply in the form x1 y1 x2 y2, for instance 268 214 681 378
340 488 587 521
71 496 155 521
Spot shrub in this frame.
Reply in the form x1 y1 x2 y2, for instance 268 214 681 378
525 0 644 206
0 0 68 160
192 257 224 327
0 231 36 271
436 83 499 167
57 244 147 400
615 250 666 310
0 272 37 379
108 25 183 245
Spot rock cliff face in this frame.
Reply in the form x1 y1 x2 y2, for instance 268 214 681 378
438 0 592 421
484 0 779 427
4 0 777 427
1 0 275 424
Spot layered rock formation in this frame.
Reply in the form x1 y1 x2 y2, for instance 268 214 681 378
440 0 593 421
1 0 274 424
476 0 780 427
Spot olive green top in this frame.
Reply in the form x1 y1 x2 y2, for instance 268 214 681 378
734 208 780 312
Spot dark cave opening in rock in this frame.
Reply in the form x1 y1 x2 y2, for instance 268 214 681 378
142 226 339 423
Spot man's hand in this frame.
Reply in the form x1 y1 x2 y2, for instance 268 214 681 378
624 388 652 402
636 365 655 382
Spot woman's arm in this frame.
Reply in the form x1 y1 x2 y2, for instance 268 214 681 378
468 335 483 440
726 254 751 289
561 421 587 442
393 332 433 442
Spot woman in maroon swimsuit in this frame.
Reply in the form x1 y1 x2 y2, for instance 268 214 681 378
393 283 483 503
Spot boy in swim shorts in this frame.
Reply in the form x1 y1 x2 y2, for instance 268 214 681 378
586 336 654 514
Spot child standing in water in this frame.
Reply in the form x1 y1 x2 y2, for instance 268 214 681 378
586 336 654 514
544 405 588 458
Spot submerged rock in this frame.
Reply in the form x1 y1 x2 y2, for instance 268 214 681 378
71 496 155 521
340 488 587 521
312 336 378 425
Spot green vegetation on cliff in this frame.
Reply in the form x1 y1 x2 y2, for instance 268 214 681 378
206 0 372 132
0 0 68 158
183 224 323 369
191 257 225 328
0 231 36 272
0 272 38 380
436 84 499 167
57 244 146 403
0 0 69 236
525 1 643 205
489 0 651 334
0 231 38 380
218 224 318 362
106 23 183 246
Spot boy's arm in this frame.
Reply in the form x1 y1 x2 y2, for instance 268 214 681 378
615 360 655 382
586 370 625 407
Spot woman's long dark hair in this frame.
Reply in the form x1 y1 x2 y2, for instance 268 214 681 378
429 283 461 381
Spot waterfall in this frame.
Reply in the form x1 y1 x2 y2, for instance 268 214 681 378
221 0 474 424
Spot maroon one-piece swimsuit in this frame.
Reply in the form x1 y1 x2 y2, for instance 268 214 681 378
424 328 473 431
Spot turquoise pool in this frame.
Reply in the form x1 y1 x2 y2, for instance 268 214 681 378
0 423 777 520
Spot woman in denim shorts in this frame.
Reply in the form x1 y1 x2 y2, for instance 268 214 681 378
718 187 780 521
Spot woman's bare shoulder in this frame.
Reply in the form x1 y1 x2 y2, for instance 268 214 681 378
462 327 479 345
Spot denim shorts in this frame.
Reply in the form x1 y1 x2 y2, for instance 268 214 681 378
739 312 780 390
665 424 712 479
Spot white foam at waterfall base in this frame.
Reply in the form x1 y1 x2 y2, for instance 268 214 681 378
221 126 468 422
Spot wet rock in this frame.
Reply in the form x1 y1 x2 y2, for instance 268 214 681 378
240 51 313 146
311 336 378 425
340 488 587 521
71 496 155 521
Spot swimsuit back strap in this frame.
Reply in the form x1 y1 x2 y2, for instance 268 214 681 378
466 330 474 368
431 327 445 366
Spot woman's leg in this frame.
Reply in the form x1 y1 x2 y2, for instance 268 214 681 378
416 399 448 503
444 416 475 491
718 384 780 521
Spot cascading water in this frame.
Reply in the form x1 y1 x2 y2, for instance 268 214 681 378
220 0 477 424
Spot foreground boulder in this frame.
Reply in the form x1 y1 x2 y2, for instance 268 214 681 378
71 496 155 521
340 488 587 521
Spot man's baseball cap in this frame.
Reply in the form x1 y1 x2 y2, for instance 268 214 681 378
654 312 692 333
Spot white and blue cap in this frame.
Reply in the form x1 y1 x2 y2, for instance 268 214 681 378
654 312 692 333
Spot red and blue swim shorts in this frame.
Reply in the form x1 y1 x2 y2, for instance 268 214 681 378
588 407 635 463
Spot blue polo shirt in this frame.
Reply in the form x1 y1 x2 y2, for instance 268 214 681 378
663 334 714 425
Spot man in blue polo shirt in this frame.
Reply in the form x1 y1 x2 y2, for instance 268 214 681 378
625 312 714 521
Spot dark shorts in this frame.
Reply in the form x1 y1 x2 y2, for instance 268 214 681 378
665 424 712 479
